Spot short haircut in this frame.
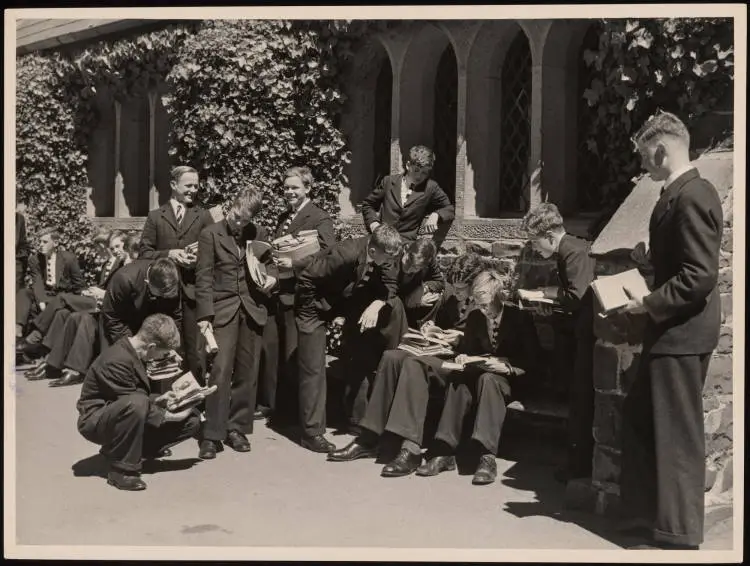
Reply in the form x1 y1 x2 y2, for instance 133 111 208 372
37 227 60 242
136 313 181 350
285 166 314 190
147 258 180 298
403 238 437 270
93 227 112 248
171 165 198 184
370 223 402 256
228 186 263 222
408 145 435 170
108 230 126 246
445 252 487 286
124 234 141 259
471 270 507 313
633 110 690 147
522 203 565 238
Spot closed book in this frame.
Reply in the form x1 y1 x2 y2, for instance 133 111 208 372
591 268 651 316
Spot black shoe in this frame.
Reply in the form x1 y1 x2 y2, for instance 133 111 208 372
327 440 378 462
224 431 251 452
254 406 272 421
107 471 147 491
24 361 48 380
416 455 456 477
49 369 84 388
381 449 422 477
198 439 223 459
472 454 498 485
300 434 335 454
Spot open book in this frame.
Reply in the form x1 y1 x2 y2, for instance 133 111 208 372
514 289 564 313
146 351 184 381
397 327 458 357
157 372 218 412
591 268 651 317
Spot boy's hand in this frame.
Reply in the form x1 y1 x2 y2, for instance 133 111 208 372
359 300 385 332
424 213 439 234
631 241 651 268
620 286 648 315
164 407 194 422
421 291 441 306
481 357 512 374
535 303 555 317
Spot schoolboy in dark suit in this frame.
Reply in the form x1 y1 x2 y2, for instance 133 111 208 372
618 111 723 550
394 238 445 327
195 187 278 459
77 314 201 491
520 202 597 483
258 166 336 423
361 145 455 242
139 166 215 384
295 224 405 453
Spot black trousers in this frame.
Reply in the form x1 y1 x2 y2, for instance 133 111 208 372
78 394 200 473
296 294 407 437
360 352 449 446
16 259 26 292
16 288 44 330
182 297 206 385
47 311 99 374
433 370 510 455
565 321 596 476
620 352 711 547
203 308 263 441
259 303 299 420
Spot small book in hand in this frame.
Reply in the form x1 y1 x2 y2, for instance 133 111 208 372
163 372 217 412
590 268 651 317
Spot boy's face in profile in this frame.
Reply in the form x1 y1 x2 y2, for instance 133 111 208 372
637 140 669 182
531 234 556 258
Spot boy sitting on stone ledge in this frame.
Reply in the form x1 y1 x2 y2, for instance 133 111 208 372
519 202 596 484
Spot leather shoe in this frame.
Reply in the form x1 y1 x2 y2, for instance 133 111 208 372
300 434 335 453
198 439 223 459
472 454 497 485
327 440 378 462
49 370 84 388
381 449 422 477
107 471 147 491
25 361 48 380
416 455 456 477
225 431 251 452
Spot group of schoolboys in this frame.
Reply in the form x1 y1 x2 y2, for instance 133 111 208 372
15 115 721 551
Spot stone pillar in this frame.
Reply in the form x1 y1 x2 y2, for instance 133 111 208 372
113 100 128 219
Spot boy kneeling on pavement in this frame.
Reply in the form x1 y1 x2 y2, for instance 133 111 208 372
76 314 201 491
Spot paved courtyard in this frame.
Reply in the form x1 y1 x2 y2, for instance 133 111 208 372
8 370 734 558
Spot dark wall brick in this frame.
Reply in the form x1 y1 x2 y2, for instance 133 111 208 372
593 342 619 392
592 392 625 448
592 445 622 485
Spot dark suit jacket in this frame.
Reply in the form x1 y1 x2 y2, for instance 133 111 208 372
16 213 29 289
195 220 277 328
361 174 455 241
28 250 85 304
100 260 183 346
554 233 596 339
297 235 399 313
642 169 723 355
139 202 215 300
396 256 445 310
57 257 126 314
77 337 166 437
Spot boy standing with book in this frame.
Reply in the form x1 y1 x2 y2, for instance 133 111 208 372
520 203 596 483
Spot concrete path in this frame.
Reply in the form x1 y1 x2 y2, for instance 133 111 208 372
8 371 735 557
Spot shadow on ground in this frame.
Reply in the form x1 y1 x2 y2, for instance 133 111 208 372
72 453 202 478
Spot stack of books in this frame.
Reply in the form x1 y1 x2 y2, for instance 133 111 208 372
146 353 183 381
273 230 321 277
397 328 455 357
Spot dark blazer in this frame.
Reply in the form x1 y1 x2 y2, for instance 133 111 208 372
28 249 85 304
16 213 29 290
642 169 723 355
195 220 277 328
555 234 596 314
361 174 455 241
275 201 337 307
297 235 399 312
139 202 215 300
396 255 445 311
100 260 183 346
57 257 126 314
77 337 166 437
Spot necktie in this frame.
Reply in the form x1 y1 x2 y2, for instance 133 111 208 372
175 204 184 225
46 258 54 286
280 213 293 235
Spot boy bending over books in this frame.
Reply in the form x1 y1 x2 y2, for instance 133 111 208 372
76 314 201 491
520 202 596 483
393 238 445 328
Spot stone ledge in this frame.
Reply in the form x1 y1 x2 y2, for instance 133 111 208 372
90 217 147 231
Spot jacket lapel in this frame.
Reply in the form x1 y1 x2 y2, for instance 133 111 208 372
389 175 404 211
403 180 426 208
650 169 698 231
178 205 199 237
160 203 179 232
218 221 241 258
288 201 312 234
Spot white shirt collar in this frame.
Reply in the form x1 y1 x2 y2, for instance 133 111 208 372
664 164 695 191
291 198 311 218
170 198 184 216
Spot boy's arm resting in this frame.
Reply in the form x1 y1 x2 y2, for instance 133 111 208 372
430 183 456 223
361 178 387 231
556 245 595 312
